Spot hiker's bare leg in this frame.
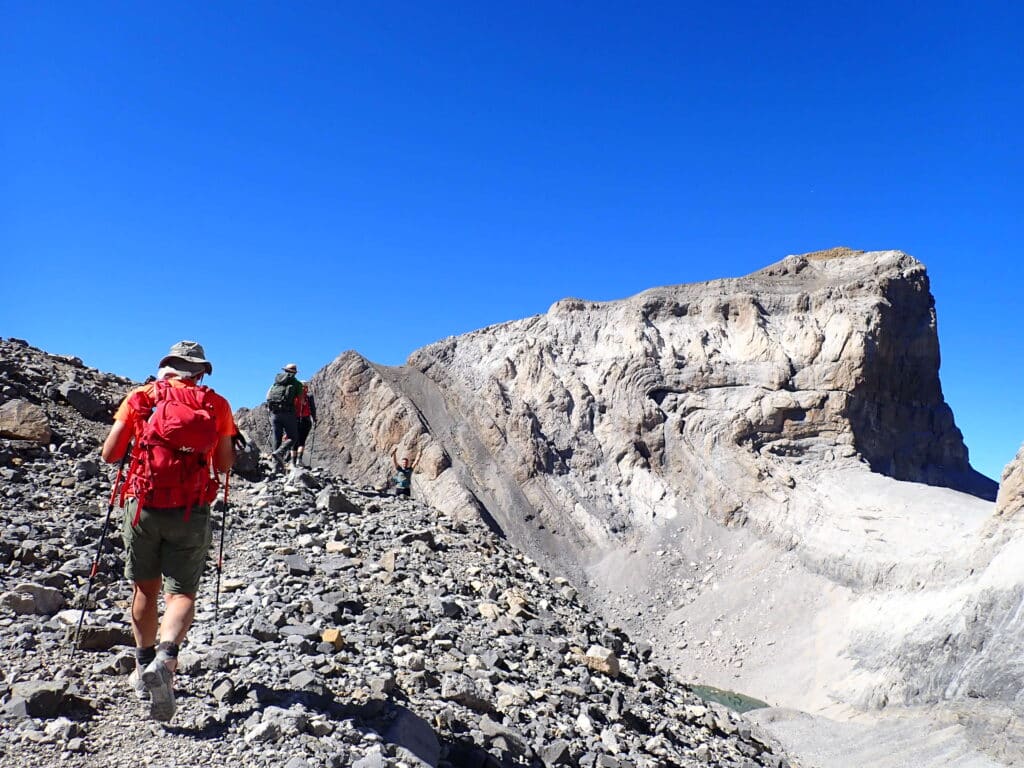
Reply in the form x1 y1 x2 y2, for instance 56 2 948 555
130 579 162 647
141 591 188 722
158 593 197 658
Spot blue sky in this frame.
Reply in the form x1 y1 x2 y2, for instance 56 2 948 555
2 2 1021 481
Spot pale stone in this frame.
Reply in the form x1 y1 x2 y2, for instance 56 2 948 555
478 602 502 620
0 399 51 443
584 645 620 677
321 628 344 649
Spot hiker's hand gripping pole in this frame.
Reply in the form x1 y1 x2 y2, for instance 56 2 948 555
73 448 129 651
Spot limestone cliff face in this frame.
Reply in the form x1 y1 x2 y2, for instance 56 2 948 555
232 252 1024 746
244 250 992 559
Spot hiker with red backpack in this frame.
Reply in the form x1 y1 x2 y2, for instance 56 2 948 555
100 341 236 722
293 381 316 466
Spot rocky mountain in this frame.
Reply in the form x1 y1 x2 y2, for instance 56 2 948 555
7 244 1024 768
0 337 789 767
238 249 1024 767
248 248 994 551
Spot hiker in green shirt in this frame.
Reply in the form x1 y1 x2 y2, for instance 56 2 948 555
391 446 421 497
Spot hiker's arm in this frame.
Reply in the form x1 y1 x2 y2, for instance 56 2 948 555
391 447 399 468
102 388 146 463
213 400 236 473
213 434 235 474
101 420 131 463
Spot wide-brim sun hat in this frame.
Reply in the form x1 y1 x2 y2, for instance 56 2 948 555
283 363 298 373
159 340 213 375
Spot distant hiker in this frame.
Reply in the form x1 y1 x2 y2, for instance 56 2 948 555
293 382 316 466
391 446 421 497
100 340 236 722
266 363 303 464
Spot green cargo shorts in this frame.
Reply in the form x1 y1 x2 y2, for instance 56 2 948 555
121 498 213 595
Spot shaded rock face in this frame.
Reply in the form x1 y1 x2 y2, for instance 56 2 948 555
242 251 993 562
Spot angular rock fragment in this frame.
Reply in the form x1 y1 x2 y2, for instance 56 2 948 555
0 399 51 443
584 645 621 677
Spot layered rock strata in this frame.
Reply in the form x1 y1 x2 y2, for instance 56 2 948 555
247 250 993 567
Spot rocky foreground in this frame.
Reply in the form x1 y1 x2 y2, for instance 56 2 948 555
0 337 789 768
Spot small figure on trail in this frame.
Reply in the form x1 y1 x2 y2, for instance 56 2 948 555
266 363 304 464
293 381 316 466
391 446 422 497
100 340 236 722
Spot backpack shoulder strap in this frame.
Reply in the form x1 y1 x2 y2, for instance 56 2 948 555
125 383 158 426
152 379 172 402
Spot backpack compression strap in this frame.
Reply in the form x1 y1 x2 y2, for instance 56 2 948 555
119 384 159 517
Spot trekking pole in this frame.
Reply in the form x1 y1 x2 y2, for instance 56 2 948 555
73 449 129 651
214 472 230 626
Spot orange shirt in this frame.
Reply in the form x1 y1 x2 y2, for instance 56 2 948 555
114 378 236 440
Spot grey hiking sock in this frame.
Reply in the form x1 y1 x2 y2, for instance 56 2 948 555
155 641 179 660
135 645 157 667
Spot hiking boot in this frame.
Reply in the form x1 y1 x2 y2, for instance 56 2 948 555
141 657 176 722
128 668 149 701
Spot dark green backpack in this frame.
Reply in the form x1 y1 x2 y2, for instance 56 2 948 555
266 376 295 413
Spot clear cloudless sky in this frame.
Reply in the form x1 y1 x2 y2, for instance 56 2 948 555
2 2 1021 481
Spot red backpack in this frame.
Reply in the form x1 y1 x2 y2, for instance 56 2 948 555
295 387 311 418
121 380 221 524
